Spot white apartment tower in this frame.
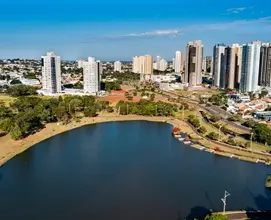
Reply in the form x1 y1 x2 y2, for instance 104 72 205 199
77 60 84 69
174 51 184 73
240 41 261 92
114 61 122 72
41 51 61 93
213 44 226 88
83 57 101 94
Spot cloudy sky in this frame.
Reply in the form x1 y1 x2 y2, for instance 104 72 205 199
1 0 271 60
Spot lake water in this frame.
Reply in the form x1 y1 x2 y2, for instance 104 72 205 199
0 121 271 220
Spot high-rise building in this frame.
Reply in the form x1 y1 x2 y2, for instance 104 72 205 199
213 44 226 88
159 59 168 71
224 44 242 90
205 56 213 73
184 40 203 86
156 56 161 70
41 51 61 94
174 51 184 73
132 55 153 74
154 56 168 71
240 41 261 92
77 60 84 69
172 58 175 69
114 61 122 72
258 43 271 87
83 57 101 94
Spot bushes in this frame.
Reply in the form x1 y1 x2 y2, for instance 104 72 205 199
210 115 220 123
188 115 201 128
6 85 37 97
206 132 219 141
198 126 207 134
242 120 258 128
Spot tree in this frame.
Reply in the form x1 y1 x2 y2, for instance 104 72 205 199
150 93 155 101
206 132 219 141
6 85 37 97
133 91 137 96
84 106 97 117
188 115 201 128
198 126 207 134
245 142 251 149
210 115 220 123
0 104 13 119
205 213 229 220
228 114 242 122
259 89 268 99
252 124 271 145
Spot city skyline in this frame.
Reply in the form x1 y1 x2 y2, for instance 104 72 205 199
1 0 271 60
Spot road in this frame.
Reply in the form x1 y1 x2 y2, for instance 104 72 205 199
162 90 251 133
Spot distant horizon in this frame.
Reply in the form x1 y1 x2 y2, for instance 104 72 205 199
1 0 271 60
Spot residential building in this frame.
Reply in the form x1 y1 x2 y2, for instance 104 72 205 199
83 57 101 94
77 60 84 69
41 51 61 93
174 51 184 73
132 55 153 74
240 41 261 92
184 40 203 86
213 44 226 88
172 58 175 69
224 44 242 90
114 61 122 72
258 43 271 87
154 57 168 71
205 56 213 73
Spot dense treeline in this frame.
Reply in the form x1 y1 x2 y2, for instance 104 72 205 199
116 100 177 116
0 96 110 140
102 71 140 82
105 82 121 91
6 85 38 97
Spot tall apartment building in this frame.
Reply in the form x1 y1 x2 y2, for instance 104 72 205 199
132 55 153 74
224 44 242 89
83 57 101 94
213 44 226 88
154 56 168 71
240 41 261 92
205 56 213 73
114 61 122 72
174 51 184 73
258 43 271 87
77 60 84 69
185 40 203 86
172 58 175 69
41 51 61 94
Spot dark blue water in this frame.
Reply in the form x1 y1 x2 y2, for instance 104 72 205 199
0 121 271 220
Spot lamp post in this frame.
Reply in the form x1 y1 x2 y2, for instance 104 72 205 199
221 190 231 214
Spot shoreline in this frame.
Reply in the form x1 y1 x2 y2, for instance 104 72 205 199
0 114 271 167
0 115 173 167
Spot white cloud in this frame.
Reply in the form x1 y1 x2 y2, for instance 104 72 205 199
103 16 271 40
227 7 247 14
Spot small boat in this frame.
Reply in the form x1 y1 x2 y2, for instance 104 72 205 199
172 127 181 135
184 141 191 144
178 137 184 141
175 135 181 138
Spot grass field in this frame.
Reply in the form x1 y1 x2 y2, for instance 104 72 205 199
0 95 15 106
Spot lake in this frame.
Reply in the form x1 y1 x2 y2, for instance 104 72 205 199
0 121 271 220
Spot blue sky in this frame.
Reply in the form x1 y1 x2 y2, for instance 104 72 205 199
1 0 271 60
